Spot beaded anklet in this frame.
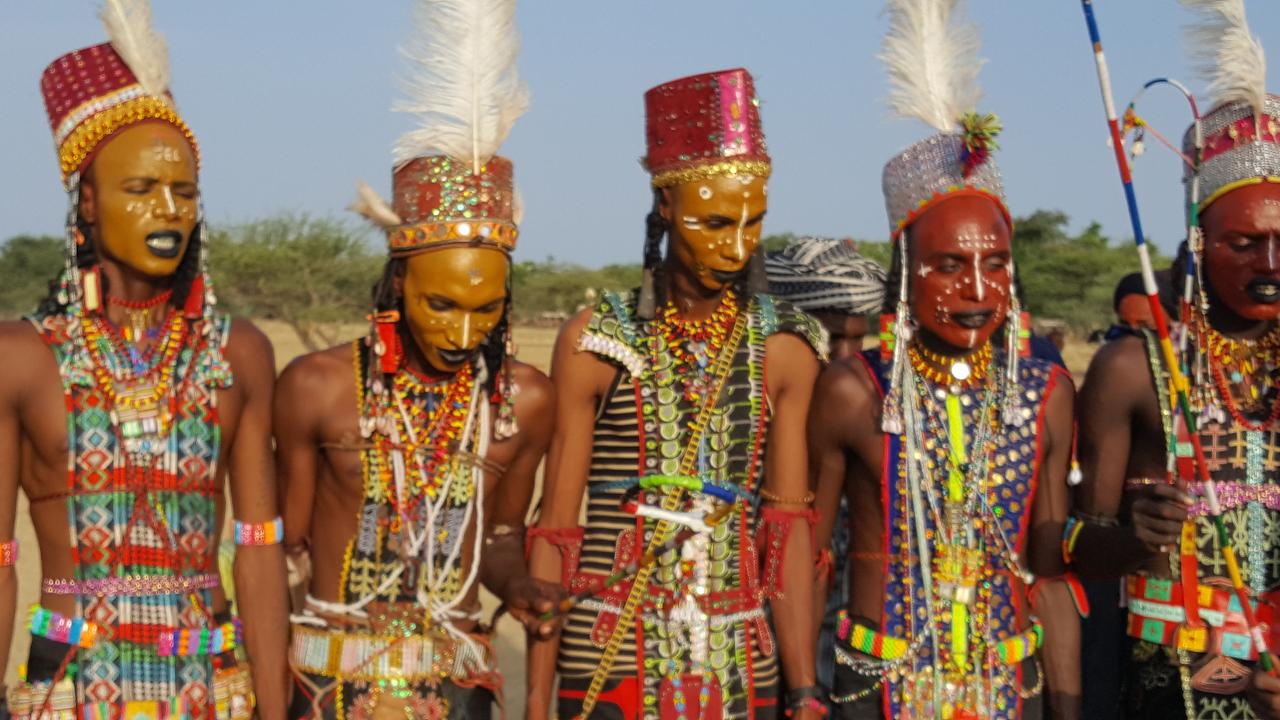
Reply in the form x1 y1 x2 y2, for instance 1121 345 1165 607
234 516 283 546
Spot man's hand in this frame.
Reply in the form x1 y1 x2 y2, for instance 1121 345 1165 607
1248 658 1280 719
1129 481 1193 553
504 575 568 639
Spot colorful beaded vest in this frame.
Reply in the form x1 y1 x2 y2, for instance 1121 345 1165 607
868 348 1063 720
1130 330 1280 718
27 304 235 718
559 290 825 720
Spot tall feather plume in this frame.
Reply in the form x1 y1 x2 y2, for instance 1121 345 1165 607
393 0 529 173
878 0 984 132
349 180 403 229
1179 0 1267 113
99 0 170 98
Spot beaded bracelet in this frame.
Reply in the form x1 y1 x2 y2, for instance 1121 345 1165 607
233 516 283 546
784 695 829 718
1061 516 1085 565
28 605 99 649
0 539 18 567
760 488 815 505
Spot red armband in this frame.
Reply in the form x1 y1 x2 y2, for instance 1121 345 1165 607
755 506 818 598
525 526 584 588
1029 571 1089 618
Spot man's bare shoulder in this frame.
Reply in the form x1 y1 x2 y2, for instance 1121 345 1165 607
0 320 56 397
509 359 553 414
222 317 276 375
1082 334 1154 397
555 307 594 350
816 356 880 416
278 343 358 397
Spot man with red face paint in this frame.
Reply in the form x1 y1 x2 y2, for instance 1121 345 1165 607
0 5 286 718
526 68 828 720
809 2 1081 718
1070 4 1280 717
273 2 555 718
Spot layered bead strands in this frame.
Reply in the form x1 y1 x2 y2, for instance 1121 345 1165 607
80 309 187 459
654 289 739 406
1194 314 1280 429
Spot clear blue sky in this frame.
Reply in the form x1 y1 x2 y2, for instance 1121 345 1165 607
4 2 1278 267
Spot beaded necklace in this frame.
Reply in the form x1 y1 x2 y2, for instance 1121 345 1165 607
908 341 994 390
107 289 173 344
653 289 739 405
375 362 476 534
1192 314 1280 430
81 309 187 458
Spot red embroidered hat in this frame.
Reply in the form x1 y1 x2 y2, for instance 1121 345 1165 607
387 155 518 256
643 68 771 188
41 42 197 188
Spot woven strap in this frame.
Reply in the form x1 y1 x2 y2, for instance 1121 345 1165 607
576 309 748 718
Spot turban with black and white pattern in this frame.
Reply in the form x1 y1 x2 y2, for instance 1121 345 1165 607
765 237 887 316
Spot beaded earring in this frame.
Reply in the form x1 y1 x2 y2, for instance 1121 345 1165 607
1001 260 1026 426
881 236 912 434
372 310 401 375
494 326 519 440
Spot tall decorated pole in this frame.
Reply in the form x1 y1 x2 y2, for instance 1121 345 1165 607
1078 0 1274 673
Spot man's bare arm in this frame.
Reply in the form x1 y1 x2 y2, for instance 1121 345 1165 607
0 324 32 693
224 320 288 720
526 310 601 720
479 364 561 633
274 351 331 609
1072 337 1165 579
763 332 821 711
1027 372 1081 720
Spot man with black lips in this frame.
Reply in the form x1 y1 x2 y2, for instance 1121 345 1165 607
1070 5 1280 713
0 5 287 718
810 2 1081 716
527 68 828 720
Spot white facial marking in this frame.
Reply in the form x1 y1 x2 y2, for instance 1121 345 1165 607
918 264 934 278
160 186 178 217
682 216 701 229
967 329 978 347
699 185 713 200
972 252 985 301
735 199 750 258
461 313 472 346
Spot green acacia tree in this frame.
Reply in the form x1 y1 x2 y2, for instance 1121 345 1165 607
0 234 62 318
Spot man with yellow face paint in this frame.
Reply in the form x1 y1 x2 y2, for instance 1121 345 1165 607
527 68 829 720
0 3 287 719
274 1 556 718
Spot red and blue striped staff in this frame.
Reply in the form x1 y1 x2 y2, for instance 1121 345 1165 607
1079 0 1274 673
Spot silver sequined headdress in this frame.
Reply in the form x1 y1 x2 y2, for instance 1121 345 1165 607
877 0 1023 431
1179 0 1279 212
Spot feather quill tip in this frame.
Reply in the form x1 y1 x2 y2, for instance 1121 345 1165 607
348 180 403 228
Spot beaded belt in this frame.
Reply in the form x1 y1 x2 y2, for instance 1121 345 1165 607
289 623 492 682
42 572 220 596
27 605 241 657
835 610 1042 665
1126 573 1280 660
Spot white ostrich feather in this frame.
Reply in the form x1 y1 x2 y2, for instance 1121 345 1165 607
878 0 984 132
99 0 170 98
1180 0 1267 112
393 0 529 173
348 180 403 228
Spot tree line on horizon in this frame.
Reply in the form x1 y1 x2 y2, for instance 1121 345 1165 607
0 210 1158 351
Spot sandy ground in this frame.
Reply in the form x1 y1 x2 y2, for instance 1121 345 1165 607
6 321 1090 715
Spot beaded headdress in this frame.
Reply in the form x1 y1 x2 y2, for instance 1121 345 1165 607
877 0 1024 431
41 2 198 189
351 0 527 259
1179 0 1278 212
40 0 217 328
351 0 528 439
642 68 771 189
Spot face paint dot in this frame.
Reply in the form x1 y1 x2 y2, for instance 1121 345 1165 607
698 186 712 200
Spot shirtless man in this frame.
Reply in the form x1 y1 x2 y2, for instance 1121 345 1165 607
0 9 286 718
276 1 555 715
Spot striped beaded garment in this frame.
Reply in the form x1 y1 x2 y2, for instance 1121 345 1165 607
26 305 238 719
557 290 825 720
1123 331 1280 720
